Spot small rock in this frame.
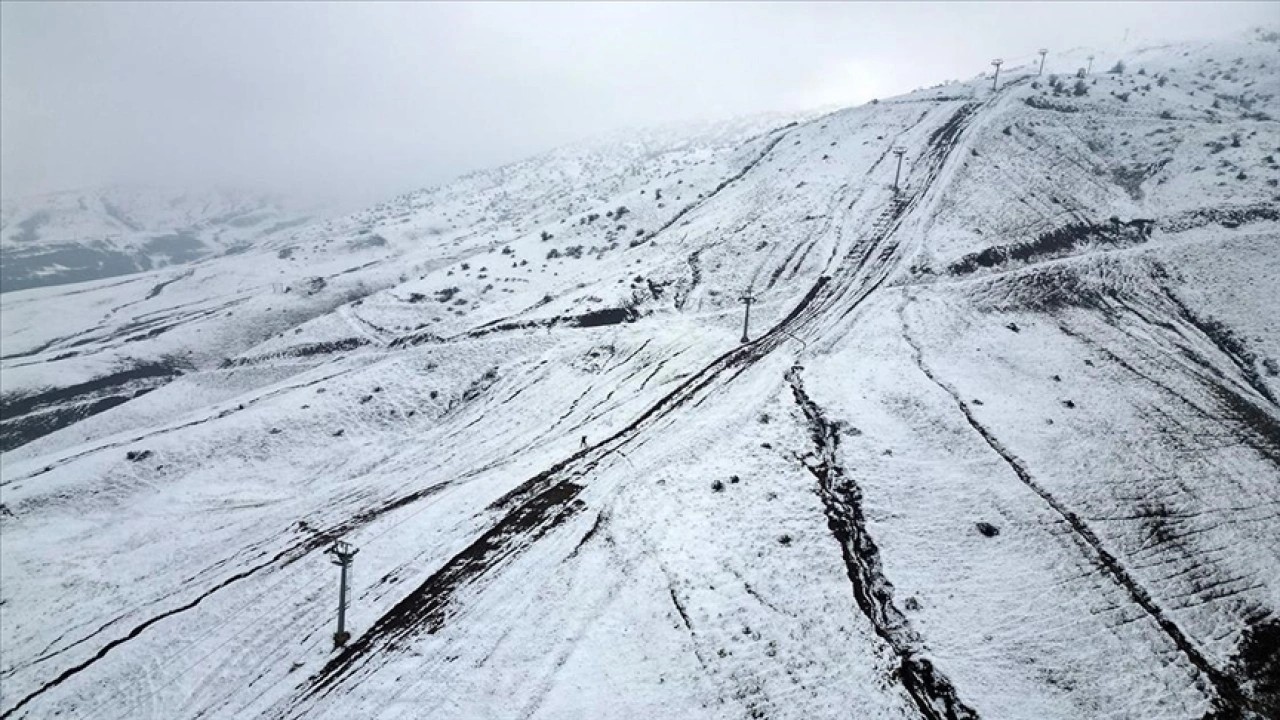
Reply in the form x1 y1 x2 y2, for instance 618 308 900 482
976 522 1000 537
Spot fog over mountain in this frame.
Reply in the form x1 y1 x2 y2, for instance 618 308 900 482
2 5 1280 720
1 2 1271 204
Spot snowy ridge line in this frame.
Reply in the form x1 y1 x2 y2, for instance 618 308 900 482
898 301 1262 718
787 368 979 720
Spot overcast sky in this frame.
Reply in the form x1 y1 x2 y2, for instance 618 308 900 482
2 2 1273 206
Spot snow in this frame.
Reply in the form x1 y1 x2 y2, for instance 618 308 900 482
2 31 1279 720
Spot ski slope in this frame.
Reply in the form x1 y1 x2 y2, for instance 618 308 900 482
2 32 1278 720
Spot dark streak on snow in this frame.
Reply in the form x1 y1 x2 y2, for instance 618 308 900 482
788 369 979 720
631 130 792 249
0 536 318 720
295 481 586 705
900 311 1260 718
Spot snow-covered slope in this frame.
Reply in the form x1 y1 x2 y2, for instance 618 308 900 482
1 33 1278 720
0 187 321 293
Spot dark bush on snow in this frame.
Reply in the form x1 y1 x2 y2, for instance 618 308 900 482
1109 60 1126 74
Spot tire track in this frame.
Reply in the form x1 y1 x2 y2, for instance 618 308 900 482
898 302 1260 718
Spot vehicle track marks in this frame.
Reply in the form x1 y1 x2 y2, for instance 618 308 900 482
899 303 1260 718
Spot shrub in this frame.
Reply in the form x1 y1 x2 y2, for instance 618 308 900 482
1109 60 1126 74
540 230 552 242
1073 79 1089 96
1159 109 1174 119
1157 75 1168 87
546 248 561 259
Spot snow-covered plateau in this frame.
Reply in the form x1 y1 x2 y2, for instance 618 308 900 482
1 34 1278 720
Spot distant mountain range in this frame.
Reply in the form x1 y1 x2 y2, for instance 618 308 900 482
0 186 321 293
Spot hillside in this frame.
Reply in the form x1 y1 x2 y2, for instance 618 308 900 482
1 33 1278 720
0 187 320 294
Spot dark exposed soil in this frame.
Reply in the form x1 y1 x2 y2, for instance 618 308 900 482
0 360 189 451
948 219 1154 276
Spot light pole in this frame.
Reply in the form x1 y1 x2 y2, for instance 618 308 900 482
739 294 756 344
1087 55 1095 75
991 59 1004 91
327 540 358 648
1037 49 1048 76
891 147 907 192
